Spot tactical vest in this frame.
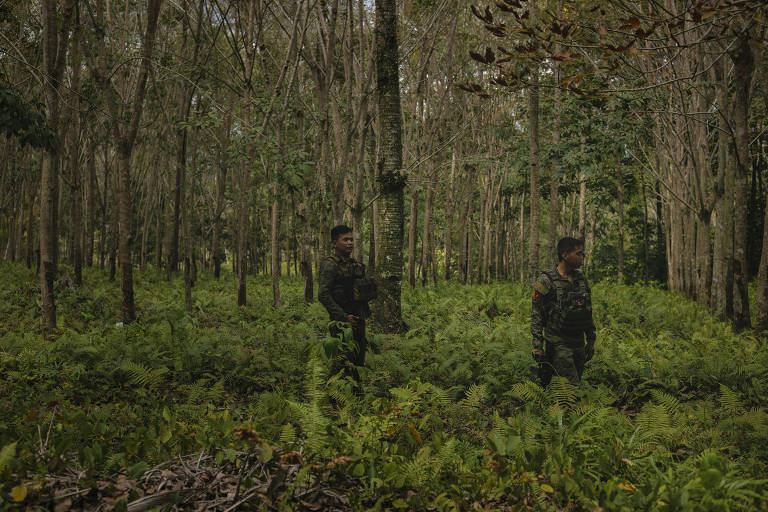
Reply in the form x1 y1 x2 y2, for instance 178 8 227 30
542 269 592 334
328 254 378 303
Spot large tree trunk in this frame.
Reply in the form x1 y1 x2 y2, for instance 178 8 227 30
729 36 754 330
373 0 405 332
115 149 136 321
39 0 76 333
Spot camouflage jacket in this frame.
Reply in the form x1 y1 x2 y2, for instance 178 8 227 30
318 254 370 322
530 266 596 351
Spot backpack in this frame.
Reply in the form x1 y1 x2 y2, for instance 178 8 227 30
329 254 378 303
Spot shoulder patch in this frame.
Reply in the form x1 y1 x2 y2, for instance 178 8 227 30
534 280 550 295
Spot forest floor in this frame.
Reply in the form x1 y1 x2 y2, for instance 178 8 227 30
1 261 767 511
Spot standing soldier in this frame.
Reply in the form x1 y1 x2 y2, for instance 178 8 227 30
530 237 596 386
318 225 377 385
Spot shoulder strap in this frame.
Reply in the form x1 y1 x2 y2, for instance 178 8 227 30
542 269 558 282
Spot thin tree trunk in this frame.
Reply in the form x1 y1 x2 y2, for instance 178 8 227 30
444 149 456 280
86 140 96 267
271 197 280 308
237 0 256 307
420 179 433 286
407 187 418 288
527 0 540 281
550 56 561 262
641 172 649 283
617 157 624 282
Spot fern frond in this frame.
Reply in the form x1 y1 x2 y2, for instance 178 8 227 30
119 361 167 390
459 384 486 412
650 389 681 414
719 385 742 412
511 380 546 405
279 424 296 445
207 379 226 404
549 377 577 409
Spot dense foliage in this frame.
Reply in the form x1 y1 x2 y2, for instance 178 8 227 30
1 262 767 510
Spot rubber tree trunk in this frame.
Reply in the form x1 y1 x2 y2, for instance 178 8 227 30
86 141 96 267
373 0 406 333
527 0 540 282
729 35 754 330
617 157 624 282
407 187 419 288
271 197 280 308
420 180 433 286
237 0 256 307
39 0 76 333
549 64 561 263
444 150 457 280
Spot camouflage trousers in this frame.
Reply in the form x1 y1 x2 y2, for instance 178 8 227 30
329 319 367 383
539 338 586 386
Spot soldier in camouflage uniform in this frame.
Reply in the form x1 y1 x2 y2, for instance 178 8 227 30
318 225 372 383
530 237 596 386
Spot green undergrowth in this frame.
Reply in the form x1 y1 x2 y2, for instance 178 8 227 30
1 261 767 510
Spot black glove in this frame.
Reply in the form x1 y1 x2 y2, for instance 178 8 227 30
585 341 595 362
532 348 546 364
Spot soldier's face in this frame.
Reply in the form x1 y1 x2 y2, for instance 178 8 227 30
564 246 585 268
334 233 354 256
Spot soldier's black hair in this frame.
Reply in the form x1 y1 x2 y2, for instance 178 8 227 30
557 237 584 261
331 224 353 241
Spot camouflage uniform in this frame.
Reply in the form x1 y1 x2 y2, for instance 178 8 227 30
318 254 371 381
530 266 596 385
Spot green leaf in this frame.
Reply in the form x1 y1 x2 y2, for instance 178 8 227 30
260 442 273 463
0 442 17 472
129 461 148 479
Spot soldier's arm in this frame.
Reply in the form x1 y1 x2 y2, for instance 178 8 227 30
318 259 348 322
530 274 551 353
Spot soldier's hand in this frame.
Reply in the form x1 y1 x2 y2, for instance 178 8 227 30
346 314 359 325
585 342 595 362
532 348 546 364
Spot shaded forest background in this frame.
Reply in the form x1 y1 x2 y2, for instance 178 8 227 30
1 0 768 333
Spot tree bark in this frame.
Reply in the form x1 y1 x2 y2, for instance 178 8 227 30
271 197 280 308
407 186 419 288
729 36 754 330
39 0 76 333
420 179 433 286
617 157 624 282
86 140 96 267
373 0 406 332
527 0 540 281
444 149 457 280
